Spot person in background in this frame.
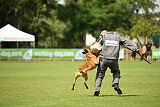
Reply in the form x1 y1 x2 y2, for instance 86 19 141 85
141 44 147 60
151 42 156 60
131 41 137 61
151 42 156 50
146 40 152 60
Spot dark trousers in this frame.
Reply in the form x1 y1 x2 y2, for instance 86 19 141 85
95 58 120 92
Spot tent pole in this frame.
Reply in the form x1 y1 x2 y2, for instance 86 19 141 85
33 41 35 49
17 42 19 61
0 41 1 62
32 41 35 62
17 42 18 48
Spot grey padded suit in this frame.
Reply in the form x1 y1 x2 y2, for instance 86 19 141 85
95 32 137 92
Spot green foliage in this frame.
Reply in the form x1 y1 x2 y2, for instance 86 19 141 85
130 17 160 40
57 1 91 47
0 0 59 48
0 0 159 48
130 18 152 38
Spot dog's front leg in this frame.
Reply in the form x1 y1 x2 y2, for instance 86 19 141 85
84 77 88 89
84 83 88 89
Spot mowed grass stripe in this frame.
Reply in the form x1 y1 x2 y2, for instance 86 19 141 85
0 61 160 107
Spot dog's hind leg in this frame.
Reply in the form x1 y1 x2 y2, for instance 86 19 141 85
72 77 77 90
82 72 89 89
72 72 81 90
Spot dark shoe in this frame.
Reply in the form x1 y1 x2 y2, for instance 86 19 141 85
113 84 122 95
94 91 100 96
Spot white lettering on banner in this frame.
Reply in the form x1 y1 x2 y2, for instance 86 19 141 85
105 40 118 46
34 51 53 57
33 51 74 58
53 51 74 57
63 52 74 56
153 51 160 56
53 51 63 57
0 51 22 57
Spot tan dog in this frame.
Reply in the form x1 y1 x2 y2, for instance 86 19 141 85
72 49 100 90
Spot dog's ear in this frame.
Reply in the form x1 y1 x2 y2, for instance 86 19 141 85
82 52 86 54
84 49 89 53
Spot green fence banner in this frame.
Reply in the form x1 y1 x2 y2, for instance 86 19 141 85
0 49 25 58
0 48 125 60
152 49 160 59
0 49 85 59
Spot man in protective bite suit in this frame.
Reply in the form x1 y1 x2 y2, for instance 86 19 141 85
92 30 139 96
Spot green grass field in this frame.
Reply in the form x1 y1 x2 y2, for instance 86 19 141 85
0 61 160 107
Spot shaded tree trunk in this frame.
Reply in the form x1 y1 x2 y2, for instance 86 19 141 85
35 34 38 48
82 32 86 48
73 0 78 2
137 38 142 48
51 32 55 48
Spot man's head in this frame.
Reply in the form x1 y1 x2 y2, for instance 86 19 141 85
146 40 150 44
100 30 108 36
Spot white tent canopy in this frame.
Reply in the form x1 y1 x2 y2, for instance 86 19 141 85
0 24 35 42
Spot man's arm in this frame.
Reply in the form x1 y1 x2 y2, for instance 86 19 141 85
119 36 138 51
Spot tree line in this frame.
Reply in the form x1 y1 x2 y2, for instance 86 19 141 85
0 0 160 48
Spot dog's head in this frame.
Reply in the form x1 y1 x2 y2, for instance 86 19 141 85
82 49 93 56
83 48 99 57
82 49 88 54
